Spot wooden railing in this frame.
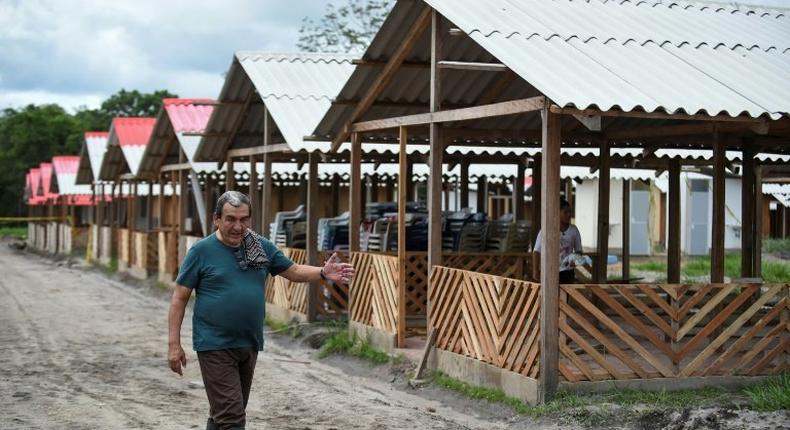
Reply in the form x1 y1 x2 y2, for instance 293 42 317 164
559 283 789 381
428 265 790 382
429 266 542 378
265 248 349 317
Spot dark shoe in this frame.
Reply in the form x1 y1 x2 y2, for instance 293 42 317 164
206 417 219 430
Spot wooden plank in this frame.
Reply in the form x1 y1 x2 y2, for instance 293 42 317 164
667 160 681 283
159 162 192 173
306 152 319 322
398 127 408 348
559 318 625 379
261 107 274 237
437 60 507 72
711 130 725 283
347 134 363 255
531 157 541 251
596 136 610 283
539 103 561 402
249 156 259 232
350 96 545 132
331 7 433 151
225 157 235 191
427 8 446 284
622 180 630 280
755 166 763 278
549 105 764 123
460 161 469 209
515 161 525 220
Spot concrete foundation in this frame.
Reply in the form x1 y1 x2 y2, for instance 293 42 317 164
266 303 308 324
429 348 539 405
349 321 397 354
561 375 771 394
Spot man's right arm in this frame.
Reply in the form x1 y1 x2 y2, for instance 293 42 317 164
167 285 192 375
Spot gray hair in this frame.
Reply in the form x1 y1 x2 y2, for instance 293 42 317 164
214 191 252 218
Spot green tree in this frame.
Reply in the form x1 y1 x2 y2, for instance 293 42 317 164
297 0 393 53
100 89 177 117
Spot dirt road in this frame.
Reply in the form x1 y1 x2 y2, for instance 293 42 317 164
0 244 527 430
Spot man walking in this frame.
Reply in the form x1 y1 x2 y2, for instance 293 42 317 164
167 191 354 430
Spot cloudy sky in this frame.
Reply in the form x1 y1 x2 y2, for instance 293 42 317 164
0 0 327 111
2 0 790 112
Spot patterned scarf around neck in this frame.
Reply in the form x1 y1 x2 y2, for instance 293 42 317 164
235 230 269 271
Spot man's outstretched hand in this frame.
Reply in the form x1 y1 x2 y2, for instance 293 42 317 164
322 253 356 284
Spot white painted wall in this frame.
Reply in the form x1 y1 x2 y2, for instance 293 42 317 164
574 178 625 251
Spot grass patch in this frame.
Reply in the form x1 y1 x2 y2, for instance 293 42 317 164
743 373 790 411
765 238 790 254
762 261 790 283
632 260 667 272
682 253 742 278
0 226 27 239
432 371 588 417
264 317 291 333
318 330 390 365
105 257 118 273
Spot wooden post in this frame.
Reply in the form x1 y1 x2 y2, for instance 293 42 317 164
515 161 525 220
349 132 362 252
476 175 486 213
128 182 136 267
667 160 681 283
755 165 763 278
596 136 610 283
406 161 415 202
531 157 542 247
460 161 469 209
158 175 166 229
538 103 561 403
225 157 235 191
711 130 725 283
306 152 319 322
249 155 259 232
397 127 408 348
146 182 154 233
331 174 341 216
427 9 446 274
178 170 187 235
204 175 213 235
262 107 273 237
741 143 755 277
622 179 630 280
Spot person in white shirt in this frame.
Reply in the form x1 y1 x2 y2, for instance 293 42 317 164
532 198 583 284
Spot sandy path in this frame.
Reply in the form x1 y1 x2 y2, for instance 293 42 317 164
0 245 517 430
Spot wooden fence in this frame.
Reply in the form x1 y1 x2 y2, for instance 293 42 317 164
429 266 541 378
265 248 349 317
429 266 789 383
348 251 533 336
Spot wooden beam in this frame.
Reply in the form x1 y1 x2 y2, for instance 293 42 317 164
460 161 469 209
261 107 274 237
437 60 507 72
741 143 755 277
755 165 763 278
538 103 561 403
551 105 764 124
349 133 362 252
667 160 681 283
531 157 542 247
427 8 446 275
249 155 259 232
397 126 408 348
128 182 136 266
146 182 153 233
331 7 433 151
225 157 235 191
159 162 192 173
218 89 255 159
306 152 319 322
350 96 545 132
622 179 630 280
227 144 291 158
351 59 429 69
711 129 725 283
515 161 525 219
596 136 610 283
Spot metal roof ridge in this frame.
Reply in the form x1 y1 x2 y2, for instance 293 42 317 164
234 51 356 64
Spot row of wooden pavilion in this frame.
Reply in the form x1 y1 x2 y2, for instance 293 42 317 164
24 0 790 403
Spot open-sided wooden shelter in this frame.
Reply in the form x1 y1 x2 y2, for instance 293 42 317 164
75 131 114 264
313 0 790 403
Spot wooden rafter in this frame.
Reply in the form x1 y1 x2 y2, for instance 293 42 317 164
330 6 433 151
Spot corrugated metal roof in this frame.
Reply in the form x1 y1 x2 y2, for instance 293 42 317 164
139 99 216 178
195 52 356 162
52 156 93 196
426 0 790 119
314 0 790 147
99 118 156 180
76 132 109 185
38 162 56 201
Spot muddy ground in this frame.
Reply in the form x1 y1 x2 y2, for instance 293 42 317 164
0 239 787 430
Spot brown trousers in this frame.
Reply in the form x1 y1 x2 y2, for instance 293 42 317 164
197 348 258 430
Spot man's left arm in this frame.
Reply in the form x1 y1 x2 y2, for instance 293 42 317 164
280 252 355 284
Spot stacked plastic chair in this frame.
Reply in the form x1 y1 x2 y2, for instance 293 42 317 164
317 212 350 251
270 205 305 247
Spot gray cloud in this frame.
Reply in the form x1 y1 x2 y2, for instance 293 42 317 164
0 0 328 110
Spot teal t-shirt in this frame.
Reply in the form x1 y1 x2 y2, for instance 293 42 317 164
175 233 294 352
